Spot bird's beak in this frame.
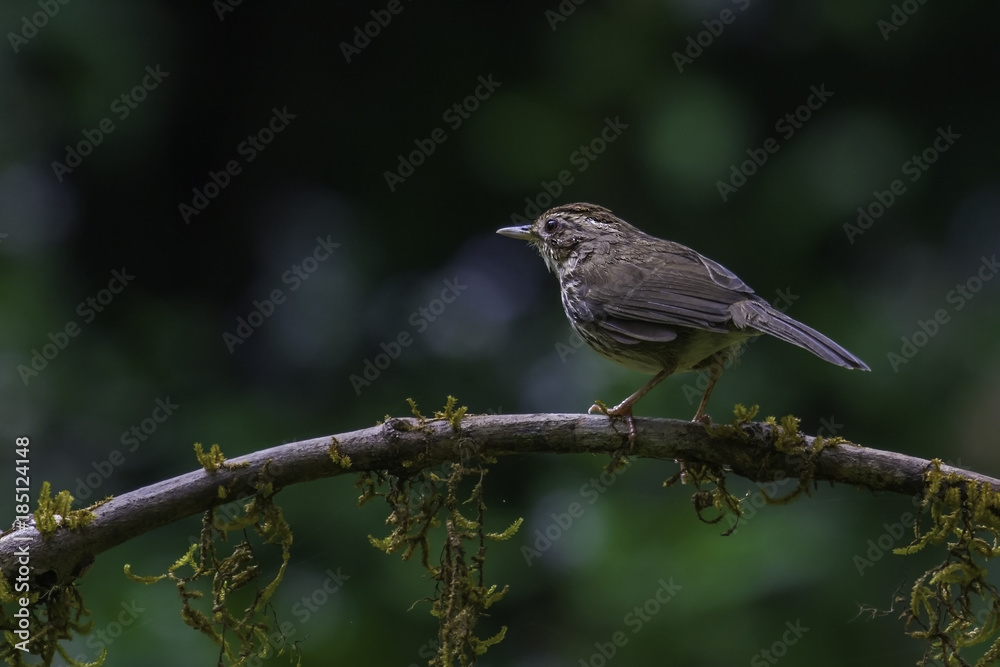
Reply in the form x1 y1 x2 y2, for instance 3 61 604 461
496 224 535 241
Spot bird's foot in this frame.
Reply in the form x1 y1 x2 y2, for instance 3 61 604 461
589 399 637 449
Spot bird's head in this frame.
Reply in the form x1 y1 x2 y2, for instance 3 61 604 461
496 202 631 275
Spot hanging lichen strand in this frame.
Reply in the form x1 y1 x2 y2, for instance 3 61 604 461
358 397 522 667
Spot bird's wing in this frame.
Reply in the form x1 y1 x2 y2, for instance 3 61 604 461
574 245 756 342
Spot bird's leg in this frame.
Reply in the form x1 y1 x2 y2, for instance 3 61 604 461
595 369 671 416
692 362 724 423
589 369 670 446
678 361 724 483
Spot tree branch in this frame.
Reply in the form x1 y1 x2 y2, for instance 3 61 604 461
3 413 997 586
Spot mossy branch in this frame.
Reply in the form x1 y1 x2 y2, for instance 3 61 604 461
2 412 997 586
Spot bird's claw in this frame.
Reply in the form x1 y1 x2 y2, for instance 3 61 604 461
588 399 611 416
589 399 637 449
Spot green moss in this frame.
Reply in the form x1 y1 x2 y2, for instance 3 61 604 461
1 593 103 666
407 395 469 432
664 461 742 536
0 555 100 666
32 482 96 536
433 395 468 431
733 403 759 424
126 460 297 667
0 486 109 665
705 403 759 442
762 414 804 454
486 517 523 541
193 442 250 473
757 413 820 506
407 397 426 421
328 436 352 469
890 460 1000 664
359 397 519 665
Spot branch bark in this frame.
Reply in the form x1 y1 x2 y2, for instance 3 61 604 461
3 413 996 586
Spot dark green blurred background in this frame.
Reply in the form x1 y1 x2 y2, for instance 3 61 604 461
2 1 999 665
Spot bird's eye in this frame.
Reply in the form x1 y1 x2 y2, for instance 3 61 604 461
544 219 559 233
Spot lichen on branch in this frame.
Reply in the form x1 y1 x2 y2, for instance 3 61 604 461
360 397 521 666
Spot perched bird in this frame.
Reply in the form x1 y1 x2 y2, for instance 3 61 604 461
497 202 869 440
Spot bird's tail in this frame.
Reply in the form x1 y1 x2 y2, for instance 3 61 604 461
733 300 870 371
